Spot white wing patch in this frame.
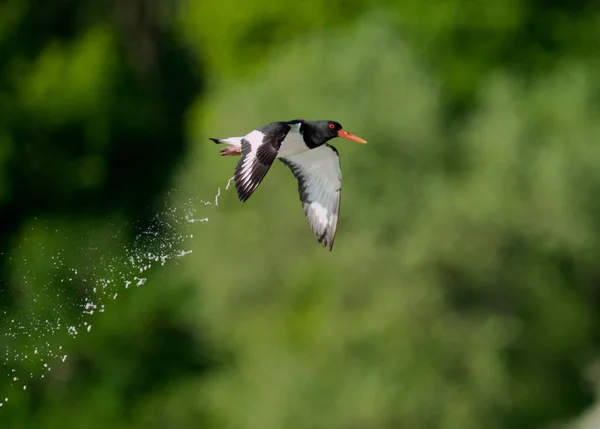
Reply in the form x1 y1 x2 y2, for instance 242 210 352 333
237 130 265 189
233 127 290 202
279 144 342 250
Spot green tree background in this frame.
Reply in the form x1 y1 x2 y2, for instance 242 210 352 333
1 0 600 428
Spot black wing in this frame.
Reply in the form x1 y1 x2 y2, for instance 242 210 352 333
234 123 291 202
279 144 342 251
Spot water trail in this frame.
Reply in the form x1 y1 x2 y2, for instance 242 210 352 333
0 181 233 409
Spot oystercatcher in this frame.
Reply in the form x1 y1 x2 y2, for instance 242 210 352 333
210 119 367 250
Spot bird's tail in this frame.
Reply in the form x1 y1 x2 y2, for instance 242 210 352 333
209 136 243 156
209 137 242 146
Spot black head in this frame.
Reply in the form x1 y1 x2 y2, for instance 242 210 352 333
300 120 367 148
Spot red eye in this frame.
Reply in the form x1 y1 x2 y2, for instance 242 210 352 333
328 123 335 129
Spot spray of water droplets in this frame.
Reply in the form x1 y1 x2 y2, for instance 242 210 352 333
0 179 234 409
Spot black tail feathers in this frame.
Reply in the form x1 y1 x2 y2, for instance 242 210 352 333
209 137 222 144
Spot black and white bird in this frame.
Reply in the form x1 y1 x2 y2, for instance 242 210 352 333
209 119 367 251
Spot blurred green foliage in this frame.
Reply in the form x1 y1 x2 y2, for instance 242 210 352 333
2 1 600 429
0 0 201 260
181 0 600 107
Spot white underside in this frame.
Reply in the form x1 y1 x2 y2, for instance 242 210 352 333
277 123 307 158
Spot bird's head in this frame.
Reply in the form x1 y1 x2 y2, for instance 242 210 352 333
303 120 367 147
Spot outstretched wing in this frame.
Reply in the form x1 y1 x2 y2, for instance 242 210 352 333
234 123 291 202
279 144 342 251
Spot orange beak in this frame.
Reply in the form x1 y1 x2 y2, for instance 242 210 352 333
338 129 367 144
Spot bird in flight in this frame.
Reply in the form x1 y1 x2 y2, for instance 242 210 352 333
210 119 367 250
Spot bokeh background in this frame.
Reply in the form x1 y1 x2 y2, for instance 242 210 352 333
2 0 600 428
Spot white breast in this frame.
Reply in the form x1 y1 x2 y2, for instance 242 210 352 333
276 124 309 158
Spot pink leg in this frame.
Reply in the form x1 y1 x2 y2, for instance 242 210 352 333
219 146 242 156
